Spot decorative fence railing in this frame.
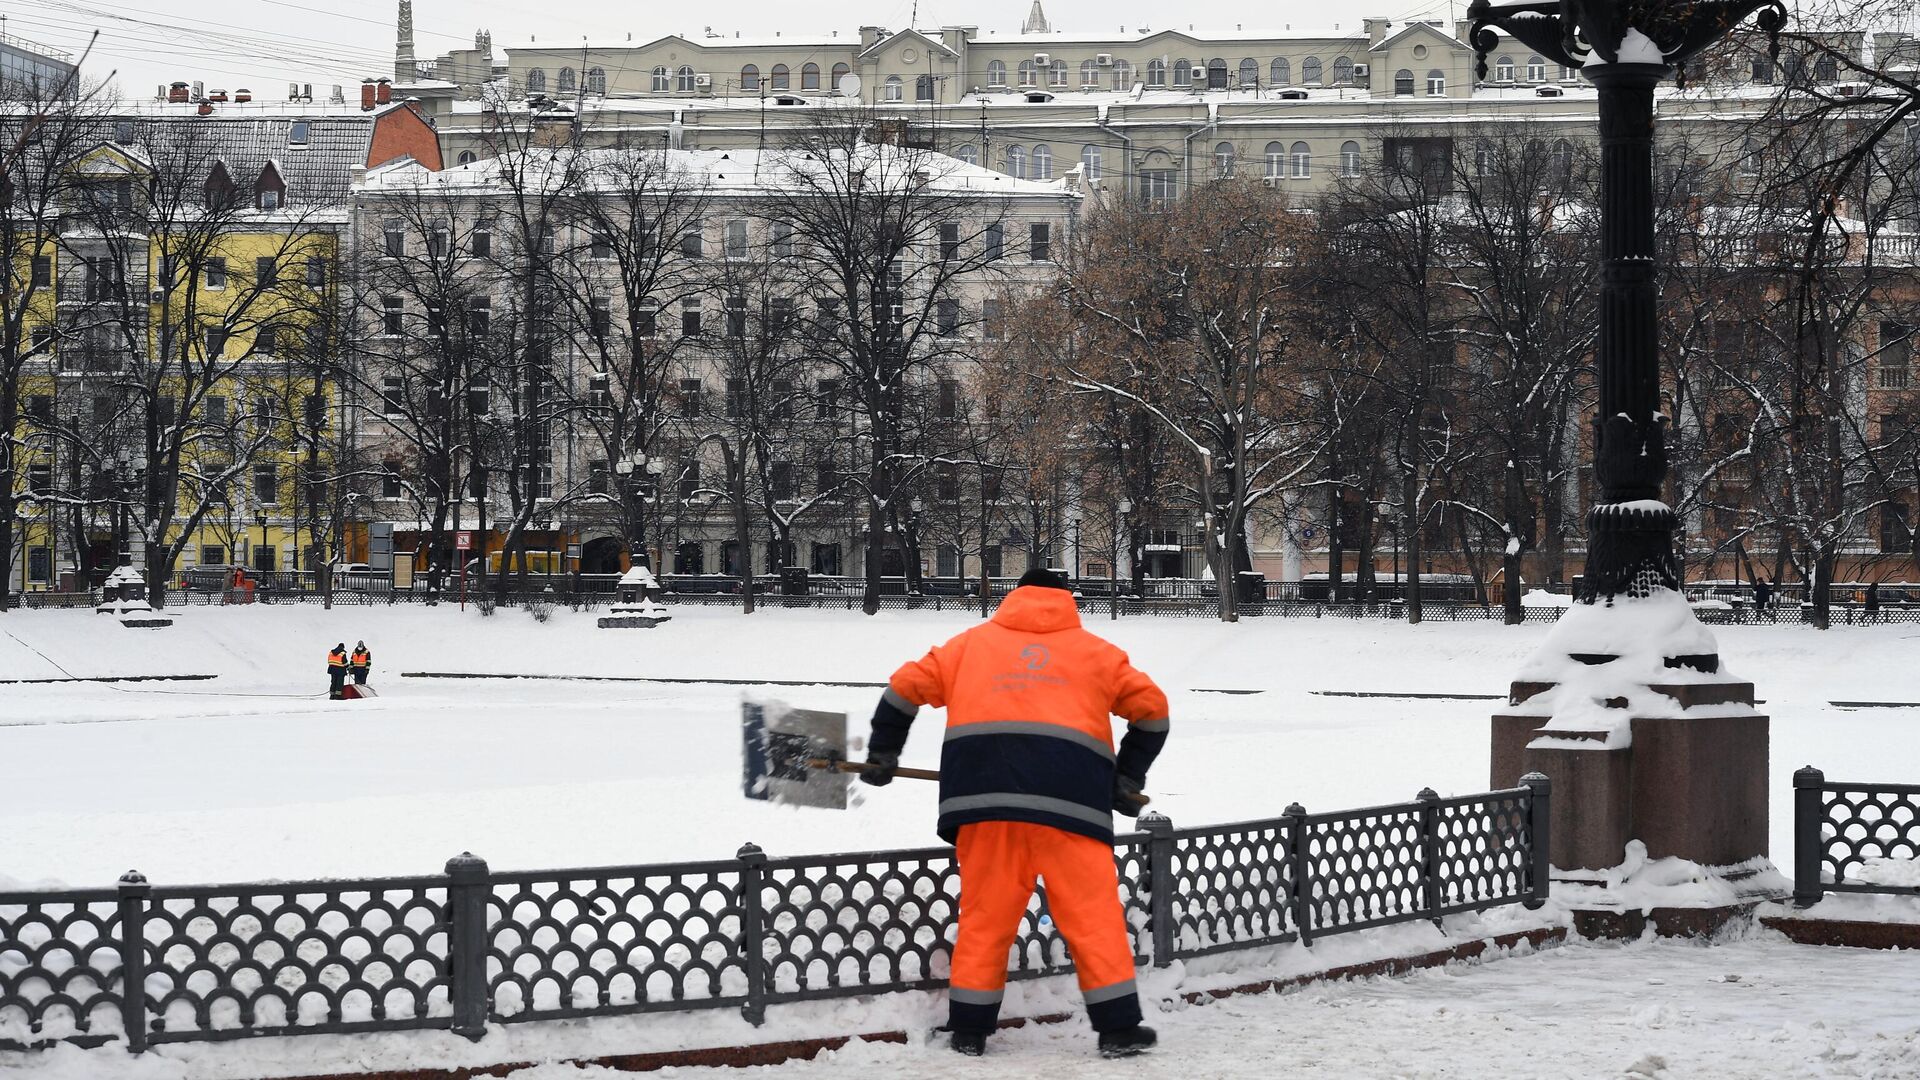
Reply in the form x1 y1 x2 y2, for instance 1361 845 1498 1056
1793 767 1920 906
0 778 1549 1054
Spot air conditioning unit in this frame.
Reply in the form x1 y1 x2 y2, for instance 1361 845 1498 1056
693 73 713 89
1033 53 1050 66
1262 176 1282 187
1351 63 1369 78
1096 53 1113 66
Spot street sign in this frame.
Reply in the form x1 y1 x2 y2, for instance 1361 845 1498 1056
455 531 472 550
566 543 582 560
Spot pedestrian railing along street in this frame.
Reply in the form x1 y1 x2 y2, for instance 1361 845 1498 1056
0 778 1549 1053
1792 768 1920 907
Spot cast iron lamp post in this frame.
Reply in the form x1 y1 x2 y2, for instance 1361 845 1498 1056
1466 0 1784 603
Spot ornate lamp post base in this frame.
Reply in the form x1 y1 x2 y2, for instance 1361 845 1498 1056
1468 0 1788 918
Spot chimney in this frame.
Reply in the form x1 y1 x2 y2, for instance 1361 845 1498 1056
197 102 214 116
1363 18 1391 46
168 81 190 103
235 88 252 103
361 78 377 110
376 78 393 105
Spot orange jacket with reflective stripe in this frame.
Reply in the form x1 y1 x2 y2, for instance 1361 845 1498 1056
326 649 348 672
350 648 370 668
885 585 1169 842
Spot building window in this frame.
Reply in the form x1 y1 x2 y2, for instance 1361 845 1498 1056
1214 141 1235 178
30 255 49 289
205 327 227 358
652 66 669 92
987 60 1007 87
884 75 902 102
1082 59 1100 87
1029 220 1053 261
384 220 404 256
1333 57 1353 84
305 257 327 287
939 222 961 262
937 378 959 416
1881 322 1913 388
1139 169 1175 204
587 67 606 94
204 257 227 289
936 299 959 336
725 218 749 260
955 143 977 167
382 377 404 416
1238 58 1258 87
984 222 1004 261
1173 59 1192 87
1050 59 1068 87
1526 56 1546 82
1007 145 1026 179
1394 69 1414 95
382 465 403 498
28 463 52 497
634 301 657 338
1427 69 1446 96
27 547 50 583
1081 144 1101 181
681 221 703 258
1018 60 1037 88
1751 58 1774 84
1301 56 1322 85
680 299 701 337
527 68 546 93
917 74 935 101
1340 140 1361 177
831 63 849 88
1031 144 1052 180
253 464 279 506
1291 142 1311 179
982 299 1003 339
741 65 760 91
725 293 747 338
677 66 696 92
256 256 278 285
678 378 703 418
801 62 820 90
467 296 491 335
382 297 403 335
768 64 788 91
558 67 577 92
1494 56 1514 81
590 298 611 343
1882 503 1912 552
1146 59 1165 87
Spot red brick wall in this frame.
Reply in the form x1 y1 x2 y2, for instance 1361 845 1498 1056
366 102 443 171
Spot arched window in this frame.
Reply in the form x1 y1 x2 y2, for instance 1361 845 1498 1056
586 67 606 94
1081 144 1102 181
1032 144 1053 179
1271 57 1290 86
1206 57 1228 89
1112 60 1133 87
884 75 903 101
831 62 850 89
1214 141 1235 177
741 65 760 91
1018 60 1037 87
801 62 820 89
1394 68 1414 95
1301 56 1323 84
1340 140 1361 177
1146 59 1166 87
557 67 577 92
1238 58 1259 87
1427 69 1446 96
1551 139 1574 182
988 60 1007 87
527 68 547 93
1526 56 1546 82
1173 59 1192 87
1081 59 1099 87
457 150 477 165
956 144 978 166
677 66 696 92
1290 141 1311 179
1050 59 1067 87
1333 57 1353 84
769 65 789 90
652 67 669 92
1264 141 1286 178
1007 144 1027 179
1494 55 1515 81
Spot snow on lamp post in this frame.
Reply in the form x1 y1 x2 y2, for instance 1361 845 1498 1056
1472 0 1790 902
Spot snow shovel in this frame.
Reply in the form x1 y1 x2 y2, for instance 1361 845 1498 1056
741 699 1148 810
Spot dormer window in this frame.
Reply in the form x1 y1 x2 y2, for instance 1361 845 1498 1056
255 161 287 211
288 120 310 148
205 161 237 208
114 121 136 145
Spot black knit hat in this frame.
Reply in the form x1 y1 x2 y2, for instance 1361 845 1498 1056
1015 567 1070 591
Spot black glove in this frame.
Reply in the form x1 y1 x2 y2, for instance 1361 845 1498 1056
859 751 899 787
1113 773 1146 817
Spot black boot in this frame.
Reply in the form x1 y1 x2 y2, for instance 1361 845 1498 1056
950 1030 987 1056
1097 1025 1157 1058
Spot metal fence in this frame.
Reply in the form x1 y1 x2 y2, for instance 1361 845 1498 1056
0 777 1548 1053
1793 767 1920 907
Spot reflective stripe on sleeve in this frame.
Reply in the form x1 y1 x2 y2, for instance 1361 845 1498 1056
882 687 920 716
1128 716 1170 733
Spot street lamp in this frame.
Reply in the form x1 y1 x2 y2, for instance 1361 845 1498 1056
254 511 267 574
1466 0 1785 602
614 451 660 569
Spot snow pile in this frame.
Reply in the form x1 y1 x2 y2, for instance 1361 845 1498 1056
1510 590 1742 749
1551 840 1790 911
1768 891 1920 926
1521 589 1573 608
1856 856 1920 889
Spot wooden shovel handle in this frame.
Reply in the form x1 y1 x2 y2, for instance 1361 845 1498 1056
811 758 1150 807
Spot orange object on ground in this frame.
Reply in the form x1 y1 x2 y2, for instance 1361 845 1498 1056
947 820 1140 1034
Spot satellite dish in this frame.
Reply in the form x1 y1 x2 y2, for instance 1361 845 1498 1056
838 73 862 97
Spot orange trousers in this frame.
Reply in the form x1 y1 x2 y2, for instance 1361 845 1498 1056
947 821 1141 1033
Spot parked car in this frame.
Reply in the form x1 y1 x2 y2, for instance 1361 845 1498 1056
328 563 388 592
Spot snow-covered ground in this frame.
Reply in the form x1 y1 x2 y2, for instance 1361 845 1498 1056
2 604 1917 886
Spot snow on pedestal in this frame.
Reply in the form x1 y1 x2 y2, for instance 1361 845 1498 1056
599 566 671 628
94 565 173 627
1491 589 1775 903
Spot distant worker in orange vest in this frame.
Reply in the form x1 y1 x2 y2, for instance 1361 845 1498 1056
859 566 1169 1058
349 641 372 685
326 644 349 699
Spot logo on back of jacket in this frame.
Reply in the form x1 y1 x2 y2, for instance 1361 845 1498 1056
993 643 1065 692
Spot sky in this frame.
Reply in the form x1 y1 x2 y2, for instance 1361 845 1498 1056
3 0 1465 103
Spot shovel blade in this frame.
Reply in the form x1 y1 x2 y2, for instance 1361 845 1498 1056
742 698 849 809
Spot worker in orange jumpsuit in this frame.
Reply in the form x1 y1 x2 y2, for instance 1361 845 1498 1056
326 643 349 699
860 566 1169 1058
